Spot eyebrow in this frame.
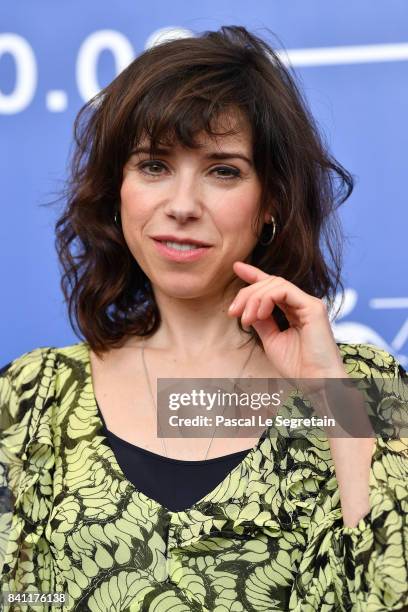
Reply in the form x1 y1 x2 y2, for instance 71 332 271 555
130 146 253 166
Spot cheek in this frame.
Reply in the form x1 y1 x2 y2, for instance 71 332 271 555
221 191 260 239
120 177 137 207
120 179 148 222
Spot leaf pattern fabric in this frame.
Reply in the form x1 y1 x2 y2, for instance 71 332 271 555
0 342 407 611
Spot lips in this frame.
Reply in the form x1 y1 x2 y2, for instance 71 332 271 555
151 235 212 247
151 237 212 262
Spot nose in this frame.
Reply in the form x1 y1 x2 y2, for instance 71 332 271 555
163 174 203 223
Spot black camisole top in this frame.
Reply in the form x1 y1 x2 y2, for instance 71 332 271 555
96 400 253 512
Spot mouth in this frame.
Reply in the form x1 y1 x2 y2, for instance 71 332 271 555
151 238 213 262
151 235 212 247
153 239 207 251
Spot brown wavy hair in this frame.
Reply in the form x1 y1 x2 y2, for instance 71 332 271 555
54 25 354 356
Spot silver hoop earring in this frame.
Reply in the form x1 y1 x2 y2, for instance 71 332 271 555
259 214 276 246
114 210 120 226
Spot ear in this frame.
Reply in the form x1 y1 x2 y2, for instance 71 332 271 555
263 210 273 223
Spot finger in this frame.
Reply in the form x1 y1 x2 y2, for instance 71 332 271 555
260 280 312 312
241 284 281 326
252 282 289 319
251 316 281 341
232 261 274 284
228 277 277 315
240 282 319 330
241 295 263 328
256 286 299 325
238 287 282 339
270 287 327 330
234 262 317 315
229 276 317 327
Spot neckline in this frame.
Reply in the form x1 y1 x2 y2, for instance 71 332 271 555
83 340 270 514
102 417 252 465
95 391 253 464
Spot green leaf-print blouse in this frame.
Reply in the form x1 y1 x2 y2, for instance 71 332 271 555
0 341 407 611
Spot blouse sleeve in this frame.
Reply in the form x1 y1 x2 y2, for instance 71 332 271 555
0 347 57 602
289 344 408 611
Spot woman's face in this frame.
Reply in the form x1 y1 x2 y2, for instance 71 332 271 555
120 115 269 300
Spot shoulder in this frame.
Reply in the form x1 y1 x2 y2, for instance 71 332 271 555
336 342 408 454
336 341 406 378
0 342 90 403
0 342 91 444
1 345 51 378
0 347 55 414
1 341 89 373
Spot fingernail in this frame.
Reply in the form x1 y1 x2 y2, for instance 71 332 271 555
229 301 237 311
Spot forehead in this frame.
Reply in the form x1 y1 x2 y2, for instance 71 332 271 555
137 109 253 153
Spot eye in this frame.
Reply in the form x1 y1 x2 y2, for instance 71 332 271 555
138 160 167 177
211 166 242 180
137 160 242 180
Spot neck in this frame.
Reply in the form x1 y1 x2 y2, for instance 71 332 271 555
140 281 253 359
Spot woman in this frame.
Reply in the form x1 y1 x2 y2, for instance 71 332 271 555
1 25 407 612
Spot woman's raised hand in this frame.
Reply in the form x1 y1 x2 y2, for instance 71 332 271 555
228 261 347 380
228 261 376 528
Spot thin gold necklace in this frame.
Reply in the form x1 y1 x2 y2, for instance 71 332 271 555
141 337 257 460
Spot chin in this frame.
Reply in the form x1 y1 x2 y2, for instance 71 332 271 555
153 278 212 300
163 287 208 300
